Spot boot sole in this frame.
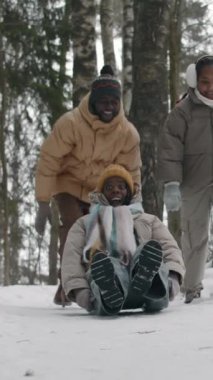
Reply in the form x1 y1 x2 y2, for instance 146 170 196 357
131 240 162 295
91 253 124 310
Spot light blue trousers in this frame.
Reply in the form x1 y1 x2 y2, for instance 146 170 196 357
87 245 169 316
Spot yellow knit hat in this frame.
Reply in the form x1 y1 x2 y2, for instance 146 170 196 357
96 164 134 194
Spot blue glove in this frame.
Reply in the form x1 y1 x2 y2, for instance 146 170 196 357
163 182 181 212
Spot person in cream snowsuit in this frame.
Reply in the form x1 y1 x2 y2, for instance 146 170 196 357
62 165 185 315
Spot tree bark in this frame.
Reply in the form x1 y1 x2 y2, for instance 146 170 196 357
0 28 10 285
130 0 170 218
71 0 97 107
169 0 183 108
100 0 116 72
167 0 183 246
9 98 22 284
122 0 133 115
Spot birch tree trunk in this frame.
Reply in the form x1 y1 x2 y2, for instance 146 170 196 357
122 0 133 115
130 0 170 218
100 0 116 72
71 0 97 107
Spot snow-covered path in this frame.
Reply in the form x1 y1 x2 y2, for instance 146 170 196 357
1 268 213 380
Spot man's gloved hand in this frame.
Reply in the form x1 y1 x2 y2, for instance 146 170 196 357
163 182 181 212
168 271 180 301
74 288 92 311
35 201 51 235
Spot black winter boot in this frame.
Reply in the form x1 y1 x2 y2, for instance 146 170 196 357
91 251 124 311
131 240 163 296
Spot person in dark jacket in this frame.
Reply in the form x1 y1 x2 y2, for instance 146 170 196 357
35 66 142 306
62 165 185 316
158 55 213 303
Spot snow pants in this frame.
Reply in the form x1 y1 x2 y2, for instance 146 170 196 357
181 186 213 292
54 193 90 261
53 193 89 305
88 245 169 316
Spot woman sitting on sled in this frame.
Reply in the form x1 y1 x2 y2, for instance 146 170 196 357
61 165 185 316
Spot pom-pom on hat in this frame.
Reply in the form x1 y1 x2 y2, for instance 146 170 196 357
90 65 121 104
96 164 134 195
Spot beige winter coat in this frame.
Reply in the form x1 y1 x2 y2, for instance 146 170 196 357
61 212 185 298
158 89 213 196
35 94 141 203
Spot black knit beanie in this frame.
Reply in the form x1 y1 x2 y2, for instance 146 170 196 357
89 65 121 105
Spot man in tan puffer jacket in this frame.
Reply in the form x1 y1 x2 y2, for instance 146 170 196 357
35 65 142 306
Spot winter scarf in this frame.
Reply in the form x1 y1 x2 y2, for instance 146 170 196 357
194 88 213 108
82 192 143 263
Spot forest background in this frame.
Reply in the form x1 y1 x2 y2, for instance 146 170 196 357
0 0 213 287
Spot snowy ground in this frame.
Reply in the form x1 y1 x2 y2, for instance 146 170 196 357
1 268 213 380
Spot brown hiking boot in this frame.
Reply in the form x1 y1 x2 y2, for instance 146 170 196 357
53 283 71 307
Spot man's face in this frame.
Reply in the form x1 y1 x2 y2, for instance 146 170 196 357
103 176 128 206
94 95 120 122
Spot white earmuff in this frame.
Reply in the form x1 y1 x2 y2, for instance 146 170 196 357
186 63 197 88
